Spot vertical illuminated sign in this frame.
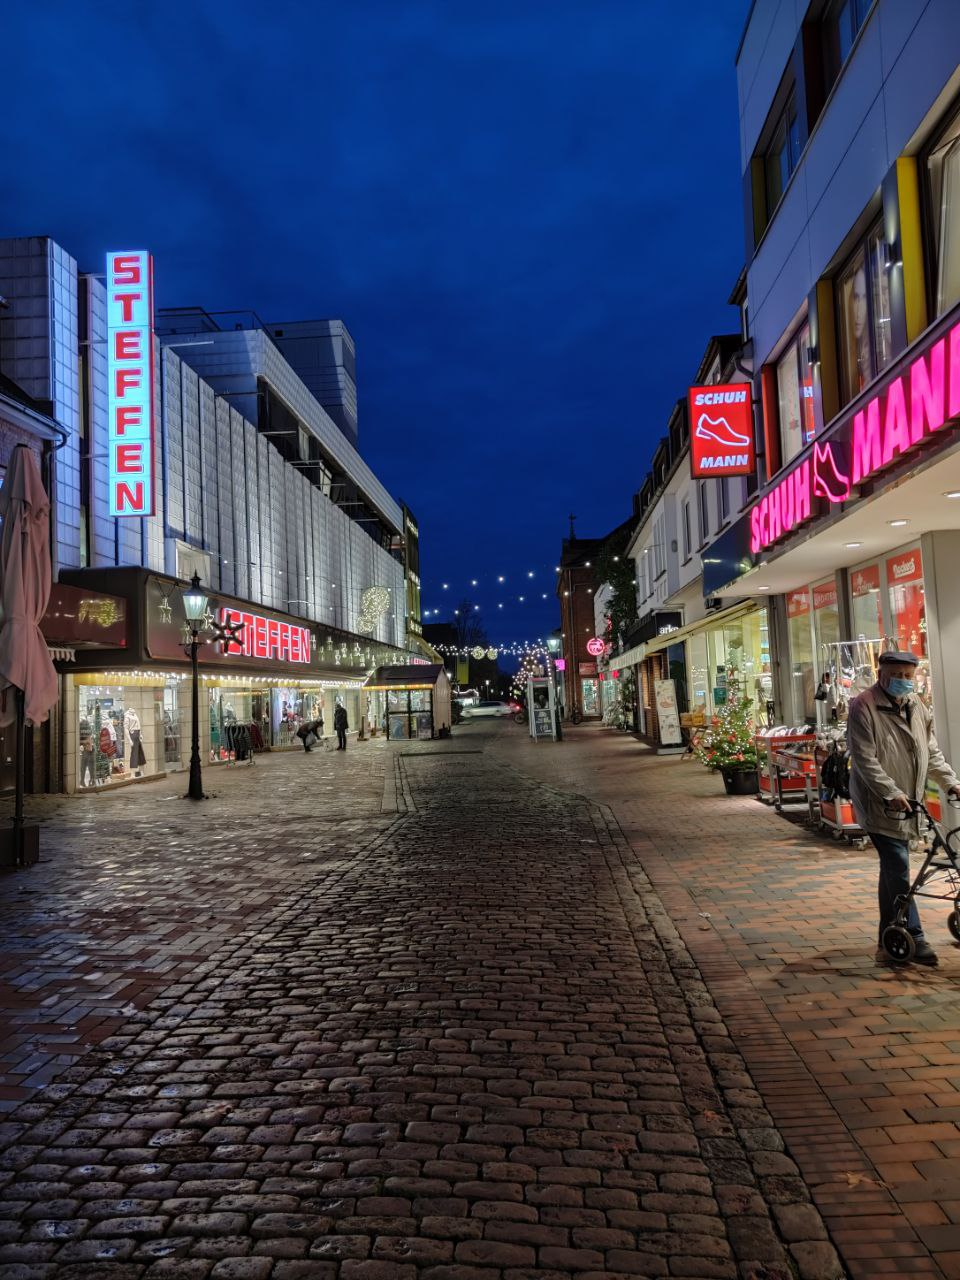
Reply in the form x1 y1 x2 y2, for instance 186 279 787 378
106 250 155 516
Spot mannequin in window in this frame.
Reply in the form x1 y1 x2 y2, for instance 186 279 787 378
124 707 147 778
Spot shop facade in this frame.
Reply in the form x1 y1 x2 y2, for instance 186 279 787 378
60 568 407 793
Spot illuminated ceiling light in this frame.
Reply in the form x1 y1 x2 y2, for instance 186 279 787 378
584 561 591 567
945 491 960 499
887 519 909 527
613 555 619 561
758 586 770 591
845 541 862 548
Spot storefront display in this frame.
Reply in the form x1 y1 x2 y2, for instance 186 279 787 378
74 675 171 790
886 547 932 711
581 678 599 716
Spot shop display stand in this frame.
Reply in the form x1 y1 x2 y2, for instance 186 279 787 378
755 729 816 809
814 741 867 845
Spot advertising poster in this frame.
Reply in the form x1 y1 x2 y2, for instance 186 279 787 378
654 678 682 747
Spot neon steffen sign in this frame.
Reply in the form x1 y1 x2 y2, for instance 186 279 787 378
750 319 960 555
586 636 606 657
219 608 311 664
106 250 155 516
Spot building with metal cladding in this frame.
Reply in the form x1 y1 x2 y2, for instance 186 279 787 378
0 235 419 794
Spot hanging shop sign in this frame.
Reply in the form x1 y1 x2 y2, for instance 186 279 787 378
219 608 312 664
688 383 755 477
586 636 606 657
106 250 155 517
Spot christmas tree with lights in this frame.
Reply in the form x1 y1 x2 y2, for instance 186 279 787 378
694 668 758 772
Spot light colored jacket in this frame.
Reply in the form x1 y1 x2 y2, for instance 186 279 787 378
847 683 959 837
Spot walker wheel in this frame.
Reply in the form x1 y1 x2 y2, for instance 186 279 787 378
948 911 960 942
882 925 916 964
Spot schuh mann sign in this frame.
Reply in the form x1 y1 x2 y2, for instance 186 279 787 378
749 317 960 555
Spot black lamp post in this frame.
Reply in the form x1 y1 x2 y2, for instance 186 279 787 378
181 572 209 801
547 635 563 741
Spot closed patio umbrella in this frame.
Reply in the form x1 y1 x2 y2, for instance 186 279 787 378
0 445 58 866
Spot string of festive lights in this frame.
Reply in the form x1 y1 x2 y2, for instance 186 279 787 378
431 641 550 659
421 563 564 617
510 652 548 699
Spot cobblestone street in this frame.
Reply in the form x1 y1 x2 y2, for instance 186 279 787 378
0 722 880 1280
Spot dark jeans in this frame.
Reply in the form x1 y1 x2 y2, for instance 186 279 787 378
870 832 923 941
337 729 347 750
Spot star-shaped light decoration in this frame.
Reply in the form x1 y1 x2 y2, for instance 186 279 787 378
157 594 173 624
210 613 245 657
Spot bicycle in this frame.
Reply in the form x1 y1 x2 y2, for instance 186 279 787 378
881 797 960 963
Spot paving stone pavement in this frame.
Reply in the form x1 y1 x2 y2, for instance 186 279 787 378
501 720 960 1280
0 729 844 1279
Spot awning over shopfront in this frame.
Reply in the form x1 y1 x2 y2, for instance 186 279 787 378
612 602 758 667
364 663 446 690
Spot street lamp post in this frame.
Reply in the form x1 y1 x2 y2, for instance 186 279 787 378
547 636 563 742
182 573 209 801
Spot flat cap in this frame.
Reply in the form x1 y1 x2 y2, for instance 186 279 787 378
878 649 920 666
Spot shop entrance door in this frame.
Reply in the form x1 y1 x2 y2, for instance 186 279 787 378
162 683 181 766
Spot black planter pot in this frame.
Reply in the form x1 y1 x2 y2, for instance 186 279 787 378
720 766 760 796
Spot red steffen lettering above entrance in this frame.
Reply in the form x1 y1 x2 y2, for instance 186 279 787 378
219 608 311 664
688 383 755 478
749 319 960 556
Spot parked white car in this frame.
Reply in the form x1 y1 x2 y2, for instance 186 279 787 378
462 699 513 718
454 688 481 707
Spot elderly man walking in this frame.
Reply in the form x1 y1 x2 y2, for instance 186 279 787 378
848 651 960 966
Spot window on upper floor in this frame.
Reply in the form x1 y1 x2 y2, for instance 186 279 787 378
718 478 730 525
681 499 692 562
823 0 872 96
927 101 960 317
764 92 803 221
653 515 666 578
836 220 892 406
697 482 709 547
775 322 816 466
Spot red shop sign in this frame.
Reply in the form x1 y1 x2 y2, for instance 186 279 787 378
851 564 881 597
812 581 837 611
688 383 755 477
786 588 810 618
886 548 923 587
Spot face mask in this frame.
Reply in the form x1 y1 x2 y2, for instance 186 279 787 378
886 677 914 698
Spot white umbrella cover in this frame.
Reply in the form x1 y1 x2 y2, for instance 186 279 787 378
0 445 58 726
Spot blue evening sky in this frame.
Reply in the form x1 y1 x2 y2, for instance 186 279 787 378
4 0 745 645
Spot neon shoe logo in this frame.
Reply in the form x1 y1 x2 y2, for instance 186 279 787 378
749 442 849 554
695 413 751 449
812 441 850 503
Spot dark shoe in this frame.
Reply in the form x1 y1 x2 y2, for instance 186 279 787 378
913 940 939 966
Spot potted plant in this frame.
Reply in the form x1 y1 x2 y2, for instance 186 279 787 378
694 669 760 795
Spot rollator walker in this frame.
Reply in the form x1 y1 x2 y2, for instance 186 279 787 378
882 797 960 963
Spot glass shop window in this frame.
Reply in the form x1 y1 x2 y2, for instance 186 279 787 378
836 221 892 406
776 322 815 467
927 102 960 316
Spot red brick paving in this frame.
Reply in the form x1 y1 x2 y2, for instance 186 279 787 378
0 730 842 1277
502 720 960 1279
